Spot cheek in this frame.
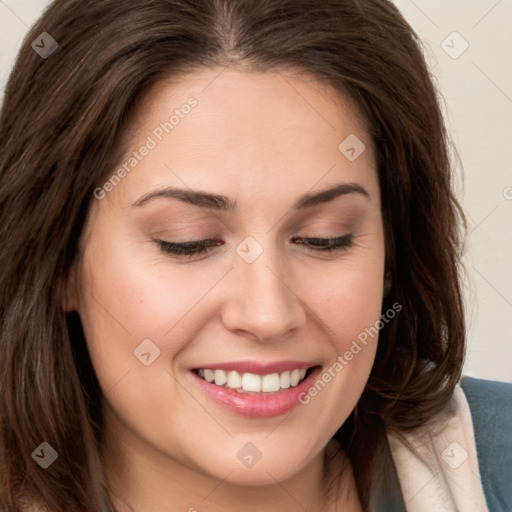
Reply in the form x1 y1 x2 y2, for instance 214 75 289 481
337 270 383 341
76 231 232 392
79 231 222 338
307 255 385 347
296 259 384 424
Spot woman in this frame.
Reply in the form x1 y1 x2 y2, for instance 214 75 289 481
0 1 510 511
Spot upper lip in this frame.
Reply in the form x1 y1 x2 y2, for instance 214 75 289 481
191 360 320 375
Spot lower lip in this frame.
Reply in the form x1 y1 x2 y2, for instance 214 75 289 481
190 367 321 417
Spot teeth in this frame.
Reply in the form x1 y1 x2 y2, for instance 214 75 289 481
227 370 242 389
242 373 261 392
261 373 280 393
280 370 291 389
196 368 310 393
290 369 300 386
214 369 227 386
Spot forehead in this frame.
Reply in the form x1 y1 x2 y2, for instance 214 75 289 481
105 67 377 209
130 66 370 144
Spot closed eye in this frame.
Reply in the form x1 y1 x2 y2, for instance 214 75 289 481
156 234 355 258
291 234 355 252
156 238 222 257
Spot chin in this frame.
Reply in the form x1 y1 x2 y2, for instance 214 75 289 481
192 441 316 487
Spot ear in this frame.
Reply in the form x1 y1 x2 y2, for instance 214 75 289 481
61 263 79 312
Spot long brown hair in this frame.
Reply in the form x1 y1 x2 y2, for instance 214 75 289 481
0 0 466 510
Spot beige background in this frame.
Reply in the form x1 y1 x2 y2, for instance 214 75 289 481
1 0 510 382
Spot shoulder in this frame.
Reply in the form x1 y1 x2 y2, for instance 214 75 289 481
460 375 512 431
460 375 512 511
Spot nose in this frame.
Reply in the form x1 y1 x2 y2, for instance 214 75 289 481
220 245 307 342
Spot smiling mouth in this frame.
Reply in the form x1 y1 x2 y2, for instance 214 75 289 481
192 367 316 394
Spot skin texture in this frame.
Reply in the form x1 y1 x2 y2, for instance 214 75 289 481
66 67 385 511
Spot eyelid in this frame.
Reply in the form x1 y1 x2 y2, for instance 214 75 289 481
154 234 355 258
156 238 222 255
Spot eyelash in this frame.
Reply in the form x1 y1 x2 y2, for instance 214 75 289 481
156 234 355 258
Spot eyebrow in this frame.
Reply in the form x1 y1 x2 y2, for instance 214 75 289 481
131 182 370 211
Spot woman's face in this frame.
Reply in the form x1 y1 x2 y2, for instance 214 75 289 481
70 67 385 489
